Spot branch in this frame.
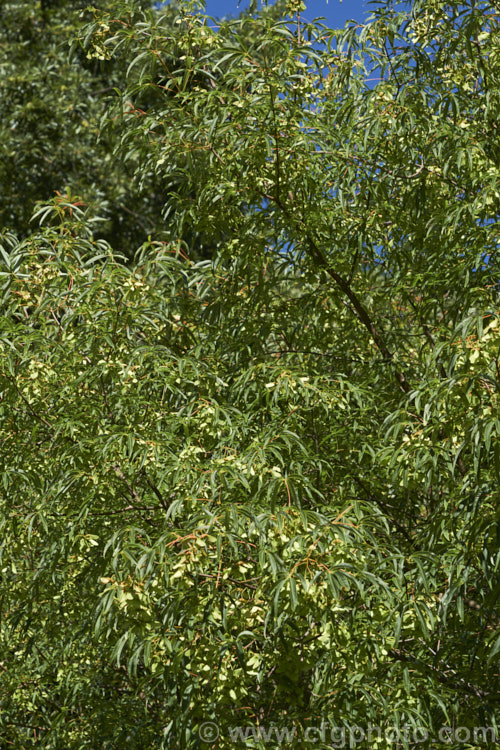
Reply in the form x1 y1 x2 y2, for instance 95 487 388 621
304 231 411 393
141 470 170 513
261 189 411 393
388 647 495 701
351 474 417 545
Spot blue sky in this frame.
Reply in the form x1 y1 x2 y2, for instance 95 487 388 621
202 0 370 26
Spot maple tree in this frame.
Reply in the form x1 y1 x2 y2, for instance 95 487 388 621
0 0 499 747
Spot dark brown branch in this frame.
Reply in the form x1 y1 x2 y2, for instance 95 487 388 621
261 189 411 393
388 647 495 701
141 470 170 512
303 231 411 393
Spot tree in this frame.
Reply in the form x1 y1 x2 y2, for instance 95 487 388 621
0 0 499 747
0 0 172 258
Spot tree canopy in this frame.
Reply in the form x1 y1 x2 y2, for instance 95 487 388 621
0 0 499 748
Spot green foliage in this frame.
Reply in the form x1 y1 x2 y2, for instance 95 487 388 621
0 0 170 257
0 0 499 748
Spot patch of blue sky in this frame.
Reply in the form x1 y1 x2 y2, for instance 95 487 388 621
157 1 371 27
